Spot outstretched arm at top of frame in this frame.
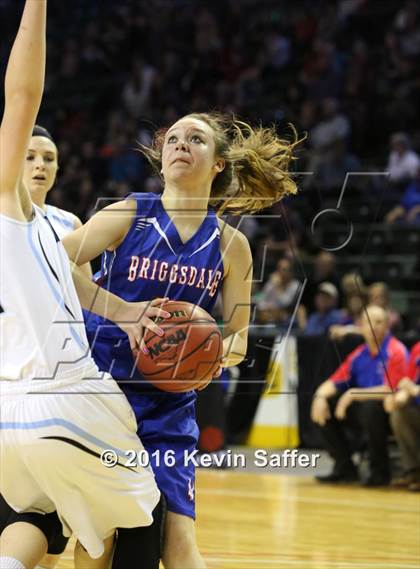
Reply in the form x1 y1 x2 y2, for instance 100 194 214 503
0 0 47 204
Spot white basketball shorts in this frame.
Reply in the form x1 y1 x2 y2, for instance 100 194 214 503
0 377 160 559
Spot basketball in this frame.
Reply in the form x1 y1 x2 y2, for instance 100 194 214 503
136 300 223 392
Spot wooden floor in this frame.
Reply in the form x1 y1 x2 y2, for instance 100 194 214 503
57 470 419 569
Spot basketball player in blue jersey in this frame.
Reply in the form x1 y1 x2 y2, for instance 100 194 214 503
64 113 301 567
0 2 171 567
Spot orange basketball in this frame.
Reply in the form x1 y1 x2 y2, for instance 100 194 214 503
136 300 223 392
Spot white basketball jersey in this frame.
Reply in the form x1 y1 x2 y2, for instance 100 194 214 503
45 204 76 238
0 206 101 394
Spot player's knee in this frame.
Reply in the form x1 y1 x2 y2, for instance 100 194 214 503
75 534 114 569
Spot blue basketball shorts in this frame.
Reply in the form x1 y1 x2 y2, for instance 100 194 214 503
125 388 199 520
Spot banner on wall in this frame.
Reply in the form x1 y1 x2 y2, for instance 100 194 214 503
247 334 299 448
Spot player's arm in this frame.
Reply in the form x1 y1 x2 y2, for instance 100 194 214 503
62 199 136 264
0 0 46 198
71 214 93 278
70 262 169 353
220 226 252 367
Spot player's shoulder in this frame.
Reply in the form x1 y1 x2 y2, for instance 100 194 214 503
101 197 138 215
217 217 251 253
46 204 78 225
103 192 158 216
63 209 82 229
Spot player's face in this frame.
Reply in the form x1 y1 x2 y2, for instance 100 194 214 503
23 136 58 194
161 118 222 188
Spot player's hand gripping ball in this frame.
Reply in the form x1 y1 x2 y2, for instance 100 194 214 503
136 300 223 392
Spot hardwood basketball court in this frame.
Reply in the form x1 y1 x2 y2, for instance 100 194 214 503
57 469 419 569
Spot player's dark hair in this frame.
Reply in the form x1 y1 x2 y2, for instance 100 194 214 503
138 112 303 215
32 124 55 143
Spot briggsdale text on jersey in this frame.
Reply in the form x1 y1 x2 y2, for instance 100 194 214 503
185 449 321 468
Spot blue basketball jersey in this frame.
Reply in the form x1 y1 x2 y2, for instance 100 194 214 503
86 192 224 385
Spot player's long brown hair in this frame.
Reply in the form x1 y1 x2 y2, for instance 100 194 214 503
139 112 303 215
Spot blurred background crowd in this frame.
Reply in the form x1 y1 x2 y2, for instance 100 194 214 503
1 0 420 335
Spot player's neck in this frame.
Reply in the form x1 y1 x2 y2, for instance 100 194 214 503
161 185 210 219
18 181 36 220
30 189 47 211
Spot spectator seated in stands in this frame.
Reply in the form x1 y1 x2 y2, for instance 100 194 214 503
310 97 351 153
329 272 367 340
340 272 366 308
303 251 341 313
254 204 307 270
311 306 408 486
368 282 402 331
256 257 301 326
304 97 351 190
387 132 420 188
310 139 361 193
304 282 343 335
384 341 420 492
331 281 401 340
385 165 420 225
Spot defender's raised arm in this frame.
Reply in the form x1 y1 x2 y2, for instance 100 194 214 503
0 0 47 198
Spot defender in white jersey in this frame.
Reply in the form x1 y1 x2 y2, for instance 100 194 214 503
24 125 92 275
0 206 162 553
0 2 169 567
0 126 92 568
24 126 78 234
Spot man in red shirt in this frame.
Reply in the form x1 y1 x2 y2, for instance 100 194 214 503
384 341 420 491
311 306 408 486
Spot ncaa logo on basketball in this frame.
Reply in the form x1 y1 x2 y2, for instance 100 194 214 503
148 329 187 360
